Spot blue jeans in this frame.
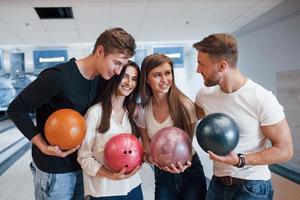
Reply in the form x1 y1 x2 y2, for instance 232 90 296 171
206 175 273 200
89 184 143 200
154 153 207 200
30 162 84 200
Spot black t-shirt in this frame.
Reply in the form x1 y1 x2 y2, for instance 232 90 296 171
8 58 105 173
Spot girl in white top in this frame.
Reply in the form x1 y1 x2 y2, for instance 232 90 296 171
135 53 207 200
77 61 143 200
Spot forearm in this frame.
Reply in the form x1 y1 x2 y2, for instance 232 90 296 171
77 143 103 177
8 69 62 140
245 144 293 166
7 98 39 140
209 120 294 167
97 165 124 180
31 134 48 153
97 165 111 178
246 119 294 165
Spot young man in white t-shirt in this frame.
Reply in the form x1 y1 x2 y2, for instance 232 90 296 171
193 33 293 200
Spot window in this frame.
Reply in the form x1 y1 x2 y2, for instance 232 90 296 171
153 46 184 68
10 52 25 76
33 49 68 73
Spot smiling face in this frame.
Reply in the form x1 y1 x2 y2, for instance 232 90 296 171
116 65 139 97
95 46 130 80
146 62 173 95
196 52 221 87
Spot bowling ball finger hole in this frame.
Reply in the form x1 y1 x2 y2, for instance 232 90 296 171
123 151 127 154
125 165 128 168
129 150 132 154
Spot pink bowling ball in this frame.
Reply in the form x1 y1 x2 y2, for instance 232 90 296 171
150 127 192 167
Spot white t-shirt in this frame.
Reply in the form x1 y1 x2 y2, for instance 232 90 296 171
195 79 285 180
77 104 141 197
135 98 197 152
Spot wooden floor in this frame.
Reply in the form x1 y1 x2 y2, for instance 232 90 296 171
272 172 300 200
0 150 299 200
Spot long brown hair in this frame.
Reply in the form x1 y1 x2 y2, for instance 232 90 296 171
140 53 194 139
94 60 140 135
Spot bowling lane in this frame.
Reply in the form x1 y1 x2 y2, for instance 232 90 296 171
0 147 155 200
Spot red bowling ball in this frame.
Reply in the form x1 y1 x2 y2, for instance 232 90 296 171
104 133 144 174
150 126 192 167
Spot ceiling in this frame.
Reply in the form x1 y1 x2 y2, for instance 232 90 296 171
0 0 284 46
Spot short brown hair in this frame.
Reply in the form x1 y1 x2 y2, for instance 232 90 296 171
193 33 238 67
93 27 136 57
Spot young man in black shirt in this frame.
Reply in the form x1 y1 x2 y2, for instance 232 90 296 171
7 27 136 200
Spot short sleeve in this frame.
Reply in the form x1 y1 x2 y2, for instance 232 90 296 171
258 90 285 126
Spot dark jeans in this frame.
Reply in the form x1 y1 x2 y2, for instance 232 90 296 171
206 175 273 200
154 153 207 200
90 184 143 200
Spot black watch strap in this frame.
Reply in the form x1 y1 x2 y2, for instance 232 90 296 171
234 153 245 168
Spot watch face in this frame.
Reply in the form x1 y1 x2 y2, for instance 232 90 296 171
234 153 245 168
238 154 245 168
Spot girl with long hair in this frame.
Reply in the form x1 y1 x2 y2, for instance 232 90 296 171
135 53 207 200
78 61 143 200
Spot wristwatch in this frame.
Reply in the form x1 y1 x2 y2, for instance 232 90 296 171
234 153 245 168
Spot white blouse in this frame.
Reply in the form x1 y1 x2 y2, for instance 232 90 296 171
77 104 141 197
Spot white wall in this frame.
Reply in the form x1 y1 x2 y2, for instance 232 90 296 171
235 0 300 94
